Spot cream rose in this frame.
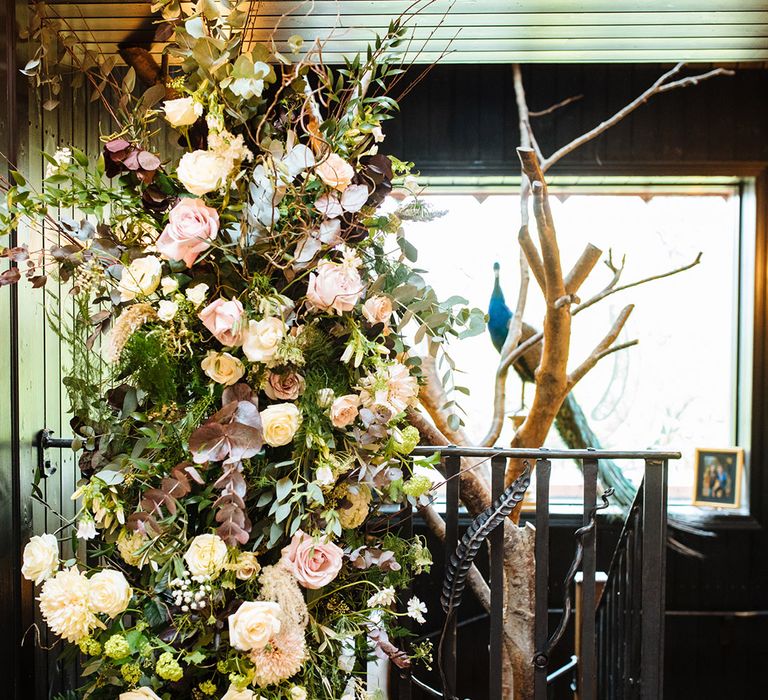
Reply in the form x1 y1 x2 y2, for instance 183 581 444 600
330 394 360 428
201 351 245 386
242 317 284 364
235 551 261 580
157 299 178 321
89 569 133 618
21 533 59 585
228 600 282 651
264 371 304 401
118 256 162 302
177 150 231 196
186 282 209 306
163 97 203 128
221 686 258 700
261 403 301 447
199 298 245 347
161 276 179 295
184 533 228 578
119 689 162 700
289 688 308 700
280 530 343 590
156 197 219 267
315 153 354 191
117 529 148 568
306 260 364 315
362 296 393 325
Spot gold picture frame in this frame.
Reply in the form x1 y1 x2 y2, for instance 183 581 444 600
692 447 744 509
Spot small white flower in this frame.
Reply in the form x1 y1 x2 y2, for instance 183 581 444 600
45 147 73 177
407 596 427 624
186 282 209 306
289 687 307 700
367 586 396 608
161 276 179 295
76 519 97 540
157 299 178 321
315 465 335 487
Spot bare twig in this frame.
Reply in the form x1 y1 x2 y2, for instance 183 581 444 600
529 93 583 118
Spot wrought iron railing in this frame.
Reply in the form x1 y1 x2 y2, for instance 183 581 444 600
399 446 676 700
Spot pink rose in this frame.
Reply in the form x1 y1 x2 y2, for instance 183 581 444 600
330 394 360 428
315 153 354 191
306 260 364 315
156 198 219 267
264 371 305 401
199 298 245 347
280 530 343 589
362 296 393 325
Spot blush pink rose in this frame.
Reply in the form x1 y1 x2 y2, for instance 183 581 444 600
199 298 245 347
315 153 354 191
156 198 219 267
264 371 305 401
330 394 360 428
306 260 364 315
280 530 343 590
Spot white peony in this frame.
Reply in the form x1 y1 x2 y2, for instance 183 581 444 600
38 567 102 643
157 299 178 321
228 600 282 651
184 533 228 578
89 569 133 618
221 685 258 700
201 350 245 386
242 317 284 364
118 256 162 302
163 97 203 128
177 150 232 196
21 533 59 585
119 689 162 700
186 282 209 306
261 403 301 447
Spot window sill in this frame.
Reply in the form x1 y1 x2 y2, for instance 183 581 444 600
668 505 763 531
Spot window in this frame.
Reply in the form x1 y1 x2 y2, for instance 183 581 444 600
396 182 744 504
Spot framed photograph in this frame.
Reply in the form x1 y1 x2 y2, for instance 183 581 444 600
692 447 744 509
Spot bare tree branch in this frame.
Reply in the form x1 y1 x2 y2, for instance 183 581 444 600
541 63 733 172
518 225 546 291
565 243 603 296
529 93 583 118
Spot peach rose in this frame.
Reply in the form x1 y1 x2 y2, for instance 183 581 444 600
330 394 360 428
280 530 343 590
156 198 219 267
315 153 354 191
264 371 305 401
362 296 392 325
199 298 244 347
306 260 364 315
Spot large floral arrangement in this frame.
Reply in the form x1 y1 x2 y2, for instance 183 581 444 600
3 4 483 699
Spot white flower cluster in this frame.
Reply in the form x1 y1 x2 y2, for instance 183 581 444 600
169 573 212 612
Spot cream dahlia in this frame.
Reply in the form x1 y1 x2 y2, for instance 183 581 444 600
38 567 103 643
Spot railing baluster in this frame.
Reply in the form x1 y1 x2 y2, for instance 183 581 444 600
534 458 551 700
443 454 460 697
641 460 667 700
580 457 598 700
489 455 505 699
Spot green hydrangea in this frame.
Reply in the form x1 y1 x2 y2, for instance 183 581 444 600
156 651 184 682
402 474 432 498
78 636 102 656
103 634 131 659
395 425 420 454
199 680 217 696
228 673 250 689
120 663 142 685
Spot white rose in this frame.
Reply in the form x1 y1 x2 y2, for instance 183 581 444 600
177 150 232 196
119 689 162 700
157 299 178 321
289 688 308 700
186 282 209 306
228 600 282 651
89 569 133 618
184 533 228 578
161 276 179 295
261 403 301 447
21 533 59 585
118 256 162 302
163 97 203 128
242 317 284 364
201 351 245 386
221 685 258 700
